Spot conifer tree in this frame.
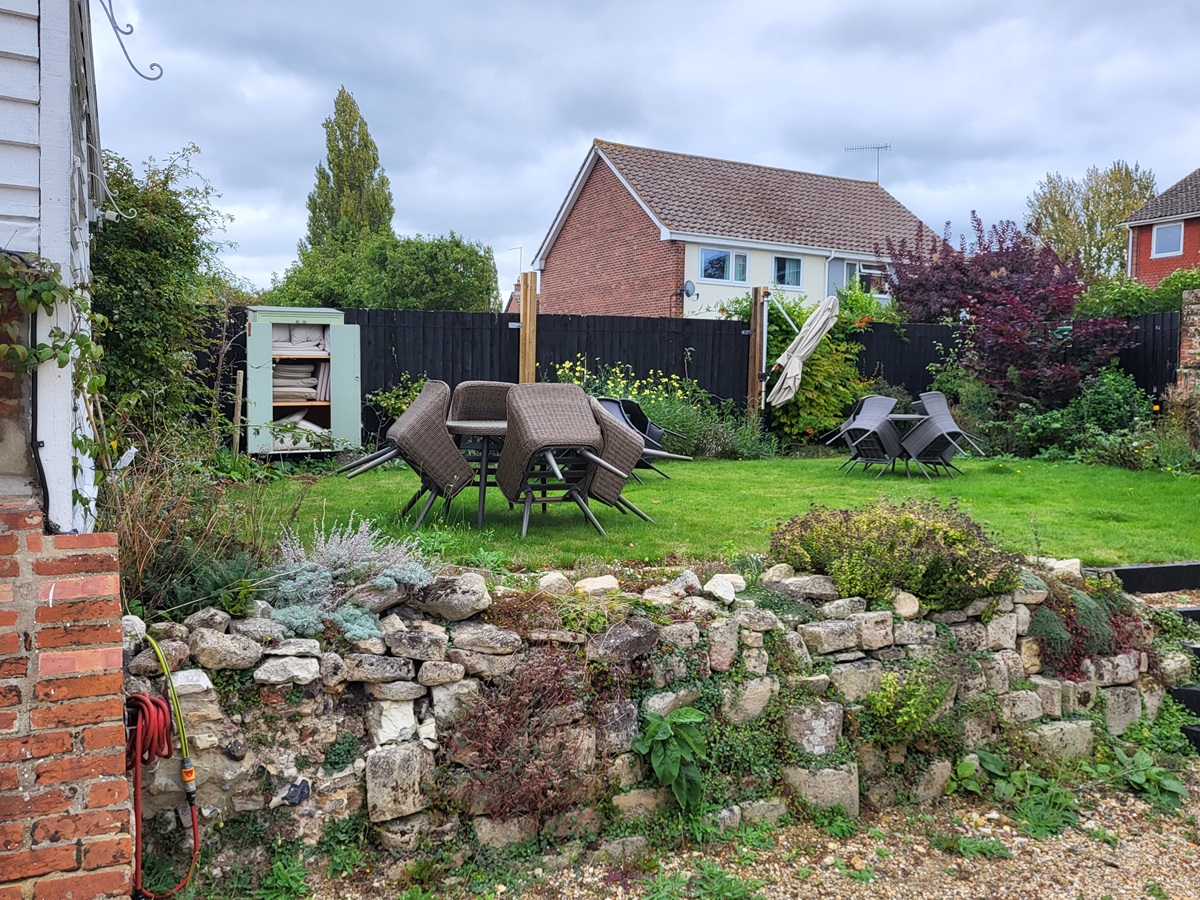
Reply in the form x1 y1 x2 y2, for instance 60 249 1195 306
305 87 395 247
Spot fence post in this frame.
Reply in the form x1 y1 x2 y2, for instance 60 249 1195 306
519 271 538 383
747 286 768 423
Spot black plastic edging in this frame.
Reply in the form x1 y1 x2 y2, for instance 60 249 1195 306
1096 561 1200 593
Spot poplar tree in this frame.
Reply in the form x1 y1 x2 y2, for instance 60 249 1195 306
305 87 395 247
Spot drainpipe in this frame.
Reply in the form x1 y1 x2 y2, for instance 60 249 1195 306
824 248 837 297
1126 228 1134 280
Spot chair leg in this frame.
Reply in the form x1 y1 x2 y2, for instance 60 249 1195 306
414 491 438 528
644 460 671 479
618 496 654 523
400 487 427 517
520 491 533 539
630 470 645 485
476 436 491 531
571 491 606 536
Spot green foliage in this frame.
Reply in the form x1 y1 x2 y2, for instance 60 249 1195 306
1026 161 1157 280
632 707 708 809
808 804 857 838
971 748 1080 837
305 86 394 247
266 227 499 312
0 252 102 378
1067 367 1153 436
1076 277 1156 319
928 830 1012 859
860 659 957 747
1144 879 1170 900
1082 747 1190 810
154 551 273 621
688 859 766 899
254 842 309 900
549 355 777 460
367 373 427 421
1149 606 1200 654
314 812 368 879
91 146 235 430
769 499 1020 610
322 734 361 773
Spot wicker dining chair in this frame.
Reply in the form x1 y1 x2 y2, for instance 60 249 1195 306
495 383 616 538
588 398 653 523
449 380 513 423
341 380 474 526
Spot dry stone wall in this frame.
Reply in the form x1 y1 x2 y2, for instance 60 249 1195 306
120 561 1191 859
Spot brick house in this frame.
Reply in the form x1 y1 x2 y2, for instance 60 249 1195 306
1 2 133 897
532 139 933 318
1123 166 1200 289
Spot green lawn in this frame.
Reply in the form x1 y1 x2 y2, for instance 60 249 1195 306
274 457 1200 571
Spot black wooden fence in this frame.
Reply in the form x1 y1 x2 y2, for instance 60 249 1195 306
342 308 748 406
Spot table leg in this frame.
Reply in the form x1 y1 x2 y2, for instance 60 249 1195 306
477 436 490 530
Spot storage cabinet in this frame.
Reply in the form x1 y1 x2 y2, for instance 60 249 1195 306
244 306 361 454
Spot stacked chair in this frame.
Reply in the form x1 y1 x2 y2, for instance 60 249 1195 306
595 397 692 479
829 395 903 477
587 398 653 523
447 381 513 529
337 380 473 526
901 391 986 478
495 384 633 538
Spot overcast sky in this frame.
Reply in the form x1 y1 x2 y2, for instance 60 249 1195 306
91 0 1200 295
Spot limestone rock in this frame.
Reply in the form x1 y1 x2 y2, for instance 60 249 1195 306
669 570 703 595
703 577 737 605
913 759 952 803
593 835 651 864
595 700 639 755
761 563 795 584
986 613 1018 651
1017 636 1042 674
609 754 643 789
716 573 747 591
474 815 537 849
642 585 681 605
1014 603 1031 636
1158 652 1194 687
375 811 460 852
447 648 519 679
928 610 967 624
386 628 449 662
643 687 700 718
950 622 987 652
783 763 860 818
366 700 417 745
799 620 859 655
343 654 415 683
788 674 830 695
262 638 322 658
586 617 659 664
365 743 433 822
740 798 788 825
575 574 620 597
892 591 921 619
707 618 739 672
1139 677 1166 722
817 596 867 620
721 677 779 725
1029 720 1093 758
431 679 480 726
830 660 883 702
348 636 387 655
1029 675 1063 718
894 621 936 645
978 656 1011 694
1014 571 1049 605
678 596 723 617
417 661 465 686
128 640 190 675
526 629 587 644
409 573 491 621
537 572 573 596
450 622 522 655
319 652 347 687
740 630 763 648
253 656 320 685
183 607 231 633
229 618 287 643
189 629 263 671
169 669 212 696
1080 652 1139 687
780 575 839 602
786 701 843 754
122 615 146 652
660 621 700 649
365 681 427 701
611 787 669 820
848 611 893 650
1103 686 1141 736
147 622 188 643
781 631 812 667
742 647 769 676
999 690 1043 723
734 608 779 632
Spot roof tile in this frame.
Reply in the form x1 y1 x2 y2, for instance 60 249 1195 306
1124 166 1200 224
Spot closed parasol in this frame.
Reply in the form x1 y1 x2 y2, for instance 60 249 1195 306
765 294 840 407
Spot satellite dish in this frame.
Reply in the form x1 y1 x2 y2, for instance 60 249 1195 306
683 280 696 298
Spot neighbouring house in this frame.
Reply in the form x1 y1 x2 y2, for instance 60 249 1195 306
1 0 103 531
1124 166 1200 289
531 139 934 318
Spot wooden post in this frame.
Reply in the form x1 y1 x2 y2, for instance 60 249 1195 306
519 271 538 383
231 369 244 457
747 286 767 423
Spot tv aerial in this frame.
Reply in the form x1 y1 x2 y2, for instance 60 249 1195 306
845 142 891 182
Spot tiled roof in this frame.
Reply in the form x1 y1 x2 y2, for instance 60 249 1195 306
594 139 932 255
1124 166 1200 224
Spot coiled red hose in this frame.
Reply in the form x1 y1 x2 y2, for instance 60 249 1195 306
125 693 199 899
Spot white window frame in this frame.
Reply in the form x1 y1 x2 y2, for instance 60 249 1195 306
1151 221 1184 258
773 255 804 288
698 247 748 285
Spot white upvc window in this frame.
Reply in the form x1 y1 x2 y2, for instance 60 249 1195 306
700 247 748 284
1151 222 1184 258
773 255 803 287
846 261 889 295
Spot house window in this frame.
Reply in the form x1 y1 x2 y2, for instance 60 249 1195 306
700 248 747 283
1152 222 1184 258
846 262 889 295
774 256 803 287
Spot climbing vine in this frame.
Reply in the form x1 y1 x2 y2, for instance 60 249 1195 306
0 251 105 375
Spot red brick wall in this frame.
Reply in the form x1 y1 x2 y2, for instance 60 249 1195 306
1129 219 1200 289
0 499 132 900
1179 289 1200 392
538 161 686 317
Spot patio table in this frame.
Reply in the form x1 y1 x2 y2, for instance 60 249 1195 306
446 419 507 529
